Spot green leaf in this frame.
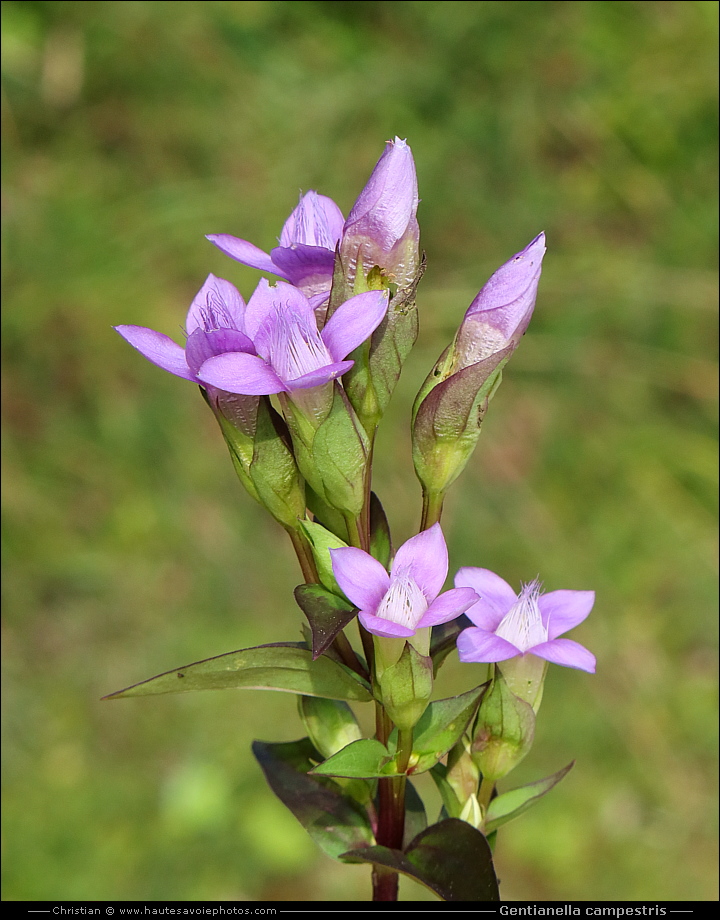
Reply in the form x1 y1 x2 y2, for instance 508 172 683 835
369 491 392 567
298 519 348 595
429 762 463 818
253 738 374 861
485 762 574 833
298 697 362 760
103 642 372 702
310 738 401 779
341 818 499 901
294 584 358 660
407 684 488 774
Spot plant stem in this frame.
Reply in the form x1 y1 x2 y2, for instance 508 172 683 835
420 488 445 531
478 775 496 820
372 713 414 901
332 630 369 682
287 527 319 584
344 512 364 551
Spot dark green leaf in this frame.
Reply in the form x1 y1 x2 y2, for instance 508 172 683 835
341 818 499 901
430 616 470 673
369 491 392 567
253 738 374 861
103 642 371 702
294 584 358 661
485 762 574 833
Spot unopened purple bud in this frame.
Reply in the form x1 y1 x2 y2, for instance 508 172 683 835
339 137 420 294
453 233 546 370
411 234 546 498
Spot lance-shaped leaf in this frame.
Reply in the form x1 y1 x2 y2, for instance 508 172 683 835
341 818 499 901
430 762 463 819
299 520 349 595
369 491 392 568
404 684 488 774
294 584 358 660
103 642 371 702
485 761 574 834
310 739 402 779
253 738 374 861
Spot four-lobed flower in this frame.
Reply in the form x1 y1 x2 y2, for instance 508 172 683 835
330 523 477 639
196 279 389 396
454 568 596 672
114 273 253 387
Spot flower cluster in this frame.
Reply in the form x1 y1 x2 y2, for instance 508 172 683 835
112 136 596 903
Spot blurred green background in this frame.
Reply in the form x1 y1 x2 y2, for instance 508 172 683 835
2 0 717 903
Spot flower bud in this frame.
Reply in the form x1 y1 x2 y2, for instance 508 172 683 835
376 640 433 732
412 234 545 498
330 138 423 434
338 137 420 299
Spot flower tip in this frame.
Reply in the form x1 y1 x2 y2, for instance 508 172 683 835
517 232 546 262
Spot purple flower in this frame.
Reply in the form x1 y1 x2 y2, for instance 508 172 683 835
196 279 389 396
454 569 596 673
453 233 546 371
114 274 254 384
339 136 420 292
330 524 478 639
207 191 344 299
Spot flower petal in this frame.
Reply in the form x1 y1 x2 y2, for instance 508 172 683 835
244 279 312 340
529 639 596 673
358 610 414 639
285 361 354 390
539 590 595 640
417 587 479 627
454 234 545 367
454 567 518 630
269 244 335 292
279 191 344 249
391 523 448 602
345 137 418 249
321 290 390 362
197 352 286 395
114 326 194 380
456 627 521 663
330 547 390 612
186 274 246 335
206 235 290 280
184 328 255 376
